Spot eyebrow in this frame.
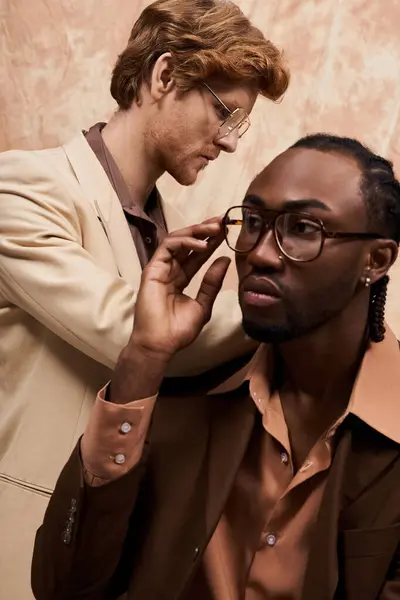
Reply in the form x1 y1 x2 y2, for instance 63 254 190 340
243 194 331 212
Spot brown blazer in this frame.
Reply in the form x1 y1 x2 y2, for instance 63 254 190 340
31 379 400 600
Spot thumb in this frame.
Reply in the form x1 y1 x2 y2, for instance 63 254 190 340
195 256 231 322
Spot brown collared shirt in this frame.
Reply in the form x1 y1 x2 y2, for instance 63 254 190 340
84 122 167 268
80 328 400 598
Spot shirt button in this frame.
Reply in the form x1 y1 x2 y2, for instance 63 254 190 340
114 453 126 465
144 236 152 244
280 452 289 464
265 533 277 546
120 422 132 434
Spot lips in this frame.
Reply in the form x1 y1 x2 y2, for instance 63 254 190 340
241 277 282 309
202 151 219 161
243 277 281 298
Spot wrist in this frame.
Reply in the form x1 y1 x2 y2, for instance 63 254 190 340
127 331 175 366
109 340 170 405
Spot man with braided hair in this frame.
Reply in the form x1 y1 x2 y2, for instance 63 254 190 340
33 134 400 600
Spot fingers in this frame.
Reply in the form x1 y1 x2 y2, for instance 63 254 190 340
200 215 224 226
181 228 226 283
167 221 223 264
143 219 228 289
150 220 225 268
169 219 223 241
195 257 231 322
150 236 209 268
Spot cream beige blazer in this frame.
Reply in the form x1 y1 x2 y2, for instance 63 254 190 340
0 132 254 599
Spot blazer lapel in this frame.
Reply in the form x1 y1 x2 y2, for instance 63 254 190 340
302 429 352 600
205 387 258 533
178 388 258 599
62 133 142 289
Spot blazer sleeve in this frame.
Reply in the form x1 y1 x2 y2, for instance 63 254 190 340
0 150 135 369
31 439 146 600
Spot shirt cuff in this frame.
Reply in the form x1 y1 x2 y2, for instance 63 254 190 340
81 384 157 487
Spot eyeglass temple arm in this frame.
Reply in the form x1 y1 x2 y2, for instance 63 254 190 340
224 218 242 225
203 83 232 115
324 231 383 240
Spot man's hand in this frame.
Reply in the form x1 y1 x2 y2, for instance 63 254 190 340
110 219 231 403
132 219 230 359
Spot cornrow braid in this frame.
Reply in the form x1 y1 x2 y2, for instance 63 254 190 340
290 134 400 342
369 275 389 342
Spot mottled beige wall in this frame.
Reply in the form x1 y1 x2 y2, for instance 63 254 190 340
2 0 400 331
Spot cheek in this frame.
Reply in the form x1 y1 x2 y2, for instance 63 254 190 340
163 100 217 150
187 114 216 141
235 255 248 283
158 121 195 158
288 260 359 308
181 101 218 140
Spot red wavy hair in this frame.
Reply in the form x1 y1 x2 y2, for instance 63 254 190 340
111 0 290 109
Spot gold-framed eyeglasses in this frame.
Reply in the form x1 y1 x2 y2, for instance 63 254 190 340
203 83 250 141
223 205 385 262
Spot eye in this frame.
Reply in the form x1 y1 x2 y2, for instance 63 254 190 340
243 211 263 233
290 218 320 236
215 103 230 121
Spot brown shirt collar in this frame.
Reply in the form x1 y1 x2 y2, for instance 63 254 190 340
84 122 165 222
210 326 400 444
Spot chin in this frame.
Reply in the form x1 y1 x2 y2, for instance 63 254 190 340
242 318 295 344
168 166 199 187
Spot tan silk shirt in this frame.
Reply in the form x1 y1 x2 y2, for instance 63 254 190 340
81 328 400 599
85 122 167 268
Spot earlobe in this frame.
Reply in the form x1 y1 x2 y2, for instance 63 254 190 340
150 52 175 100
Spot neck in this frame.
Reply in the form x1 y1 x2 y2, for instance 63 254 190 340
276 299 370 411
101 109 163 210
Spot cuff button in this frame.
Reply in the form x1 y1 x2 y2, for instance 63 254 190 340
120 422 132 434
114 453 126 465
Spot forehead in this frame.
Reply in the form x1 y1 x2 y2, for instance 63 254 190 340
248 148 365 223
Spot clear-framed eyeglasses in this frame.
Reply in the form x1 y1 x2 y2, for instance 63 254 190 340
223 205 384 262
203 83 250 141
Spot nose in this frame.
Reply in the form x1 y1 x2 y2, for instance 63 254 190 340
216 129 239 154
246 228 284 270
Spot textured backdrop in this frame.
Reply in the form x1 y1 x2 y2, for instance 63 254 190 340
1 0 400 331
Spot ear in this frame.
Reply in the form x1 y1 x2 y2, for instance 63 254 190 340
149 52 175 101
366 239 398 284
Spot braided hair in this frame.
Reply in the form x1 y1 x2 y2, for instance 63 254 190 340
290 134 400 342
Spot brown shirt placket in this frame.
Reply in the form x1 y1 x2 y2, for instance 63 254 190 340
84 122 167 269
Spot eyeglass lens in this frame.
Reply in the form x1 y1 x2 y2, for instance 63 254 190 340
225 206 323 261
219 109 250 139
